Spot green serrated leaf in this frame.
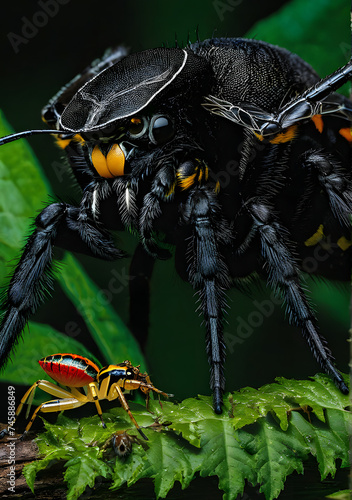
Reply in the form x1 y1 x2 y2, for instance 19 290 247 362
231 386 292 431
324 408 351 469
239 416 308 500
64 447 111 500
78 413 131 445
109 429 196 498
197 417 256 500
110 451 146 490
22 447 72 493
148 395 224 447
36 415 81 452
229 374 350 432
274 374 349 422
291 410 345 480
135 432 195 498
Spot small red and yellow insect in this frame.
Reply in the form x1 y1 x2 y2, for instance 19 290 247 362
2 353 171 440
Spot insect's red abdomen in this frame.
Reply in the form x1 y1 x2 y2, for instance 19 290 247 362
39 353 100 387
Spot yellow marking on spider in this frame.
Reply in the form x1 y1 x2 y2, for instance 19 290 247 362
304 224 324 246
337 236 352 251
197 165 209 183
165 182 176 198
55 134 85 149
311 115 324 133
339 127 352 142
254 132 264 141
269 125 298 144
55 138 71 149
214 181 221 194
178 172 197 190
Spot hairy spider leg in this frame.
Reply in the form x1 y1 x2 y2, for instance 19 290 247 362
301 151 352 228
248 201 348 394
139 162 177 259
0 203 123 369
182 186 231 413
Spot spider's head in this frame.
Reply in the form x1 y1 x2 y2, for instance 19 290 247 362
47 46 210 181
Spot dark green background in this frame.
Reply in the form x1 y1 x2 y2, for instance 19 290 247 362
0 0 350 413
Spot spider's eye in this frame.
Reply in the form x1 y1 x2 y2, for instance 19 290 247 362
150 115 174 144
128 117 147 137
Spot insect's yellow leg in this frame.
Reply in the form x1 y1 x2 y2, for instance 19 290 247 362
114 384 148 440
87 382 106 428
22 380 77 401
25 385 37 419
70 386 91 402
1 380 76 438
15 381 41 423
123 379 171 397
22 397 86 438
38 397 87 413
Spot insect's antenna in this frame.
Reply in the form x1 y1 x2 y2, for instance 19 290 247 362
0 129 68 146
